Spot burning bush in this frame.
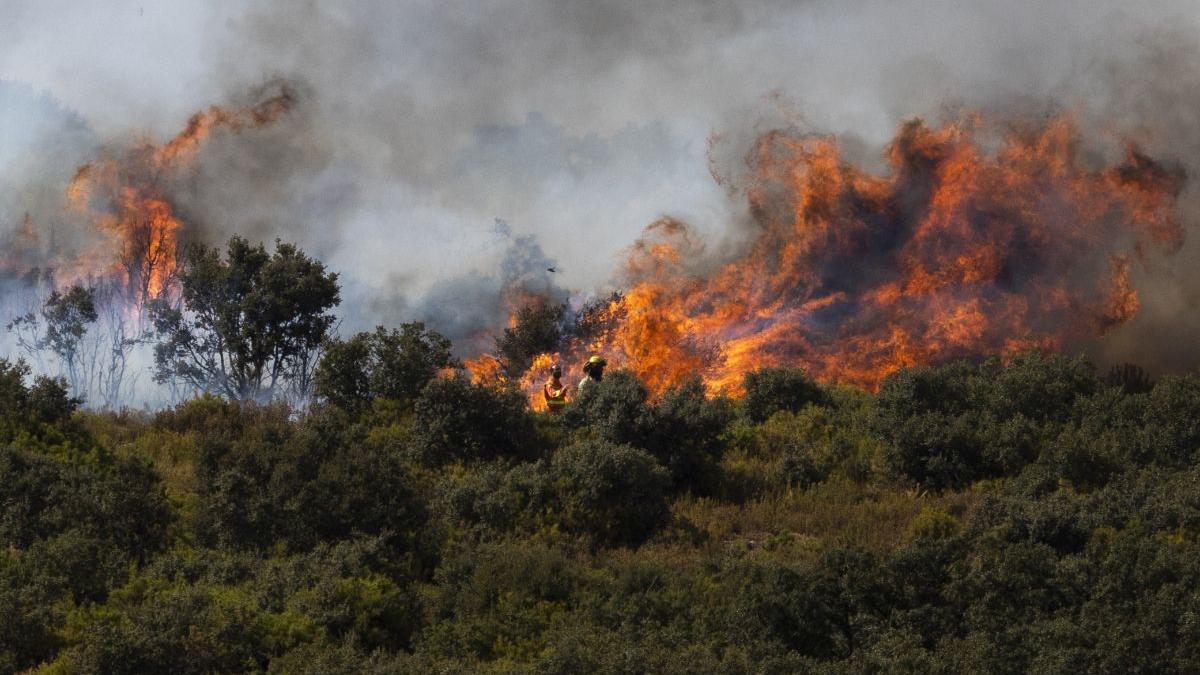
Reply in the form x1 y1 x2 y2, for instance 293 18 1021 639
495 299 565 376
500 115 1190 404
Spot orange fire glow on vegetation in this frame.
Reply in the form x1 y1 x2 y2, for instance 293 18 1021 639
490 114 1187 399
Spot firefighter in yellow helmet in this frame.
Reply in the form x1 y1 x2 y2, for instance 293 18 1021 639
543 363 567 414
578 355 607 395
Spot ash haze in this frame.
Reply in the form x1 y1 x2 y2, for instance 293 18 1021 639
4 0 1200 370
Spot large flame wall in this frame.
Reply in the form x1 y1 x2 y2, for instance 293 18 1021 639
510 115 1187 400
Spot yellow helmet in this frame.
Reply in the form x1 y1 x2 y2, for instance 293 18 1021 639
583 355 607 372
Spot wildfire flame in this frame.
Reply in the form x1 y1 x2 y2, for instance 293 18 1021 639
489 114 1188 400
58 86 295 310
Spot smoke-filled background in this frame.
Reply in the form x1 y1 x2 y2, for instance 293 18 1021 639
5 0 1200 402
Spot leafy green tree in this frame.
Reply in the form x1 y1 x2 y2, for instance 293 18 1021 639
872 355 1096 489
720 551 880 660
0 358 86 447
150 237 340 402
563 371 730 493
561 370 651 445
14 286 99 393
315 323 456 413
6 285 98 398
434 460 551 540
0 445 169 559
42 285 98 393
1140 374 1200 468
639 377 732 494
495 299 564 375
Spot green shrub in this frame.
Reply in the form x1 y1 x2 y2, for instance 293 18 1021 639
411 375 537 465
561 370 650 445
1141 375 1200 468
193 411 427 556
550 440 670 547
639 377 732 494
315 323 456 414
564 372 731 494
909 507 961 541
872 355 1093 489
495 299 565 376
434 460 552 540
742 367 825 423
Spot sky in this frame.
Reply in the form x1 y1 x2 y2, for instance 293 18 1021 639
4 0 1200 361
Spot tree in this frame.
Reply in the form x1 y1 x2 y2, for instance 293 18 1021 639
6 284 98 398
41 285 98 395
193 411 429 556
560 370 651 445
150 237 340 402
315 323 457 413
495 299 564 375
562 371 731 493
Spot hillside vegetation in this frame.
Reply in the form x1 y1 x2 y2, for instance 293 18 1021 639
4 348 1200 673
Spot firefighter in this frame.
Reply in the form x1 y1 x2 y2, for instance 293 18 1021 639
578 355 607 395
543 363 567 414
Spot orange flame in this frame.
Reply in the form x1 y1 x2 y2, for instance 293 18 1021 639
58 86 295 310
504 114 1187 400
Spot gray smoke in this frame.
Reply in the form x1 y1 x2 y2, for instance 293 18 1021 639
4 0 1200 379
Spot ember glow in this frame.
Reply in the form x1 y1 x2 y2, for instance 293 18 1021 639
490 114 1188 398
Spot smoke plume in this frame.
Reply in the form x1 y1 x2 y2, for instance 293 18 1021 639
5 0 1200 404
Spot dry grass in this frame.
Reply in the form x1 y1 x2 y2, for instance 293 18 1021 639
673 479 978 554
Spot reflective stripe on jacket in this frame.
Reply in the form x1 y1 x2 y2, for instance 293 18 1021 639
544 381 567 409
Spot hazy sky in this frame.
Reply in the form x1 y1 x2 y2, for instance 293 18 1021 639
4 0 1200 354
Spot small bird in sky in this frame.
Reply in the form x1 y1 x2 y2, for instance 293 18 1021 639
547 267 558 273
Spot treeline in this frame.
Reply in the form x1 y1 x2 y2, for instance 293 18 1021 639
5 337 1200 672
6 235 623 408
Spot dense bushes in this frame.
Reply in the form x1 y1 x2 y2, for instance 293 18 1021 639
494 300 564 375
551 440 670 547
411 375 538 465
742 366 825 423
190 405 428 561
315 323 456 413
872 354 1098 489
10 351 1200 670
563 371 730 493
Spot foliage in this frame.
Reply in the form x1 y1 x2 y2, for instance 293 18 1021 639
315 323 456 413
550 440 670 547
742 366 825 423
563 370 731 492
190 404 428 561
150 237 340 402
495 299 564 375
409 375 538 465
872 353 1097 489
7 348 1200 670
7 285 99 397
